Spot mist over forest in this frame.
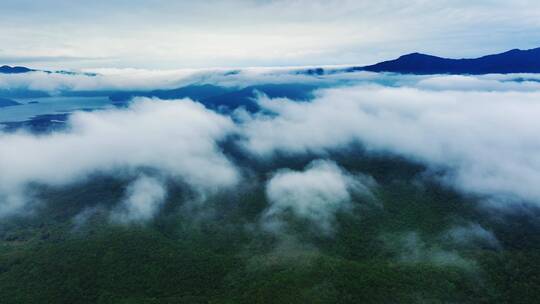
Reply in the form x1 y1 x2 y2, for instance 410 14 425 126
2 1 540 303
1 66 540 303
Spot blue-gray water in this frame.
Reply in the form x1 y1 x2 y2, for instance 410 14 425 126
0 96 113 123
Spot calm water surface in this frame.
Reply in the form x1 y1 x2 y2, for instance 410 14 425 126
0 96 114 122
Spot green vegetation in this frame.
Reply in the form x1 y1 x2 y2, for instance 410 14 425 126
1 154 539 303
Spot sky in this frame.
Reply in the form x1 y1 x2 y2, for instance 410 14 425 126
1 0 540 69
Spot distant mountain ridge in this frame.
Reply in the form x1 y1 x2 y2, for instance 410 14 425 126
0 65 96 76
3 47 540 78
354 47 540 74
0 97 21 107
0 65 34 74
109 83 319 112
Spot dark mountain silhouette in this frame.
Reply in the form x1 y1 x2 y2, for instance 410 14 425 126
200 83 318 112
353 47 540 74
0 97 21 107
0 113 68 133
0 89 50 99
0 65 96 76
109 83 319 112
0 65 34 74
109 84 231 103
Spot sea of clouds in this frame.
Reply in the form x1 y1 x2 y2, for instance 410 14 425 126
1 69 540 226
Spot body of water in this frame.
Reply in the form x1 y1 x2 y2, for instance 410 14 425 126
0 96 114 123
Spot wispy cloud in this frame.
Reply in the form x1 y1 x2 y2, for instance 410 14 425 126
262 160 375 236
110 174 167 223
239 83 540 207
0 98 238 216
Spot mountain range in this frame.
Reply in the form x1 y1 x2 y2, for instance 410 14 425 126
2 47 540 76
353 47 540 74
109 83 319 112
0 65 96 76
0 97 21 108
0 65 34 74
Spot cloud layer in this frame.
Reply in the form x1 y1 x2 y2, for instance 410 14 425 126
239 84 540 206
262 160 374 235
0 98 238 216
2 70 540 220
3 67 540 96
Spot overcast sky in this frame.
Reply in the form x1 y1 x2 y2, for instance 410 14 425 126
1 0 540 69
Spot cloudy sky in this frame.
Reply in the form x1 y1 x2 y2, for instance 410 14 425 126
1 0 540 69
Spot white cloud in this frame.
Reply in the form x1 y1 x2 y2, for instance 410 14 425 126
4 67 540 96
0 70 199 93
111 174 167 223
416 74 540 92
239 84 540 206
0 98 239 217
2 70 540 218
0 67 328 93
391 232 474 269
262 160 374 235
444 223 501 250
